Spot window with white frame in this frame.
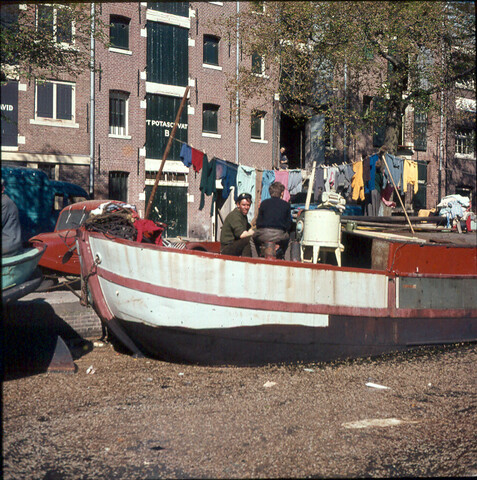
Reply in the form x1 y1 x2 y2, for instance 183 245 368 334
110 15 130 50
455 128 475 156
35 80 75 121
251 52 265 76
251 110 266 141
109 91 129 137
203 35 219 66
37 5 73 44
202 104 219 134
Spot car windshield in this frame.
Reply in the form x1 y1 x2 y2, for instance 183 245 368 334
56 208 89 231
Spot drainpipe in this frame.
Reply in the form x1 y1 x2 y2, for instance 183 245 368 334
343 59 347 163
89 3 95 197
235 1 240 165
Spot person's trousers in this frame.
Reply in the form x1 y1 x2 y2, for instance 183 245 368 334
253 228 289 258
220 237 252 257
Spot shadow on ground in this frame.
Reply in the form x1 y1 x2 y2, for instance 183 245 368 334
2 299 93 381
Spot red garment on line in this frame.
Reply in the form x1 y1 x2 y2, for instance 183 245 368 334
191 148 203 172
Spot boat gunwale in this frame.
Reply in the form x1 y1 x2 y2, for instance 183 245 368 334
81 229 477 280
2 243 46 267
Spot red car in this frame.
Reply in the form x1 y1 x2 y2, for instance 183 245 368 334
29 200 129 277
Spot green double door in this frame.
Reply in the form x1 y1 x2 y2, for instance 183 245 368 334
145 185 187 238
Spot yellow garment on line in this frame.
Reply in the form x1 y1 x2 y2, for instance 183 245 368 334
351 160 365 201
403 159 418 194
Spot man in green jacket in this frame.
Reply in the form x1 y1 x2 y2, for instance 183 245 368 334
220 193 254 257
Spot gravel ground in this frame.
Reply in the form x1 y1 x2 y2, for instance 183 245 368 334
3 340 477 479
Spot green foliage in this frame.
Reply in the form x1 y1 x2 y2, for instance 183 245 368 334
0 3 108 83
213 1 476 153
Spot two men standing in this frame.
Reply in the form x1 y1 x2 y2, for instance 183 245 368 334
220 182 292 259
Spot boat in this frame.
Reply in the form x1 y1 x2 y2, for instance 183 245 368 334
2 244 46 303
76 216 477 365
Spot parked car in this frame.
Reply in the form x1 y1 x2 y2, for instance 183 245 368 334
1 166 89 243
29 200 128 277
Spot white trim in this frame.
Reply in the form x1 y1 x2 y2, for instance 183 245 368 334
202 63 223 71
145 82 189 98
19 83 27 91
251 139 268 144
18 136 25 144
140 71 147 80
455 153 475 160
146 10 191 29
456 97 476 112
208 2 223 6
1 152 90 165
145 159 189 173
2 146 19 152
202 132 221 139
140 100 147 109
30 119 79 128
108 134 132 140
187 106 195 115
139 148 146 157
141 28 147 37
188 38 195 47
109 47 133 56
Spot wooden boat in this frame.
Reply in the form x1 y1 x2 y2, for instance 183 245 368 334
2 244 46 303
76 225 477 366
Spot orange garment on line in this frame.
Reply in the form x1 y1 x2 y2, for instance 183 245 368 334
403 159 418 194
351 160 365 201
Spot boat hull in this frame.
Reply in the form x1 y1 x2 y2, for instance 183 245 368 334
77 230 477 365
2 245 46 301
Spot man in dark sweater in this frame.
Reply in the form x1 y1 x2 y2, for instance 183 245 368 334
220 193 254 257
253 182 292 259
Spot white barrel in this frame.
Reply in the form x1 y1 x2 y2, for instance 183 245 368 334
301 209 341 247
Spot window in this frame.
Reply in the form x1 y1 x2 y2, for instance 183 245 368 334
414 110 427 151
37 5 72 44
109 171 129 202
251 53 265 75
110 15 130 50
109 91 129 137
36 80 74 121
251 110 265 140
455 128 475 156
203 104 219 134
203 35 219 66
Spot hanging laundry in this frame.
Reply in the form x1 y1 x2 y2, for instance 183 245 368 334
261 170 275 201
215 158 238 200
274 170 290 202
179 143 192 168
191 148 204 172
287 169 303 196
337 163 354 199
403 159 418 194
237 165 257 223
383 153 404 193
351 161 365 201
199 155 217 216
364 154 379 194
362 155 371 184
314 166 325 203
325 166 339 192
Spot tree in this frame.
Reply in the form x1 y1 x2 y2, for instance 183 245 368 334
0 2 107 83
213 1 476 155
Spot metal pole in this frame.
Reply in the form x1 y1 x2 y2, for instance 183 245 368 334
89 3 95 197
235 1 240 165
145 86 190 219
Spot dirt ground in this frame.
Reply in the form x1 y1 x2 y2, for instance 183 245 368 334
3 340 477 479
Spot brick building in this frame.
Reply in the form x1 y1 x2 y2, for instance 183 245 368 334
1 2 475 241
